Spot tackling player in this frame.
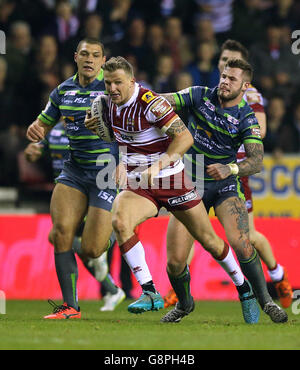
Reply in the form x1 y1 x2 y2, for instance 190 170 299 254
162 58 288 323
164 40 293 310
85 56 261 324
24 121 125 312
26 38 123 319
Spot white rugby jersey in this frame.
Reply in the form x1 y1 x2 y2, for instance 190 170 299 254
108 83 183 178
237 84 265 163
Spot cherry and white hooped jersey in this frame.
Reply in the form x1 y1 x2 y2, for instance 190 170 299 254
108 83 183 177
237 84 265 163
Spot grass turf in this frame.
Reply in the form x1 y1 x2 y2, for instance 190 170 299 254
0 300 299 350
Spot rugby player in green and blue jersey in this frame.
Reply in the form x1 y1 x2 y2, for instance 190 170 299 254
161 59 288 324
24 121 126 312
26 38 124 319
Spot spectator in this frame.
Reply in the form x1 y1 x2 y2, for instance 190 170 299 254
194 0 234 44
152 53 176 93
192 18 219 54
263 95 287 157
231 0 267 49
143 23 167 83
250 22 300 103
163 16 193 73
185 41 219 87
44 0 80 45
113 17 149 73
0 56 14 131
279 100 300 152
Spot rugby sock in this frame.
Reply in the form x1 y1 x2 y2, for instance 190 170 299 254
167 265 193 311
268 263 284 282
214 242 246 287
120 234 154 291
101 274 118 295
239 249 272 308
54 250 79 310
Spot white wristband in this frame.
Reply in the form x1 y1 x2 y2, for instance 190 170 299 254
227 163 239 175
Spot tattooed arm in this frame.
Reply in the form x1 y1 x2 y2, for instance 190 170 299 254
161 93 177 110
206 142 264 180
237 142 264 176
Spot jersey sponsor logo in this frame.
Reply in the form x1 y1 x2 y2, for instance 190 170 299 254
168 189 197 206
196 125 212 138
141 91 156 104
204 100 216 112
98 190 115 203
150 98 172 119
251 127 261 137
90 91 105 97
226 114 239 126
64 90 77 96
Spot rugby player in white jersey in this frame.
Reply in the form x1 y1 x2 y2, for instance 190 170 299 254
85 56 262 323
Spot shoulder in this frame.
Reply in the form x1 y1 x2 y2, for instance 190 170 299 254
138 86 175 121
243 84 264 109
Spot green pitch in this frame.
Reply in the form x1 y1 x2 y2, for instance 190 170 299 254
0 300 299 350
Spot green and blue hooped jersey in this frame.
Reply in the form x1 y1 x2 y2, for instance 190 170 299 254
173 86 263 181
38 71 119 171
40 122 69 178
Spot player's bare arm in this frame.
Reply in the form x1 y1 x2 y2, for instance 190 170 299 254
161 93 177 110
207 142 264 180
254 111 267 139
24 143 43 162
237 142 264 177
26 118 52 142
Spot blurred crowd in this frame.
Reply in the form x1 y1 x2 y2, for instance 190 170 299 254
1 0 300 187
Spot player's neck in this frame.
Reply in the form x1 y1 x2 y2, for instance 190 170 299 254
219 94 243 109
78 74 96 88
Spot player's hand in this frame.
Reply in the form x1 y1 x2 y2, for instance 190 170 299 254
140 166 160 187
26 119 46 142
84 110 99 134
206 163 231 180
113 162 128 189
24 143 43 162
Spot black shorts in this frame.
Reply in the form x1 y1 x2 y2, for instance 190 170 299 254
203 175 245 213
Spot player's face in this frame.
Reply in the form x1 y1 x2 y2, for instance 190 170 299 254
104 69 135 106
218 50 243 73
75 42 105 80
218 67 249 102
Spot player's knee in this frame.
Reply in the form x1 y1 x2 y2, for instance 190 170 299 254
48 229 54 245
167 256 186 276
51 223 72 251
198 232 223 259
112 212 129 235
231 238 254 261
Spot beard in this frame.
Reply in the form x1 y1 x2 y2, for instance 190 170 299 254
217 84 243 102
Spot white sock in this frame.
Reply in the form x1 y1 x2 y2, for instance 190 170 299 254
268 263 284 282
122 241 153 285
215 245 245 286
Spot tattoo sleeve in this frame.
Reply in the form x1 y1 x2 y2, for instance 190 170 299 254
161 93 177 110
237 142 264 177
165 118 187 139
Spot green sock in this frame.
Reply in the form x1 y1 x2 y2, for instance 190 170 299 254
101 274 118 295
54 250 78 310
239 249 272 308
167 265 193 311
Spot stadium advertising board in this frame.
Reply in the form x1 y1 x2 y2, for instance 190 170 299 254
250 155 300 217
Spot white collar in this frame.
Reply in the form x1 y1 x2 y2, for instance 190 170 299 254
116 83 139 113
